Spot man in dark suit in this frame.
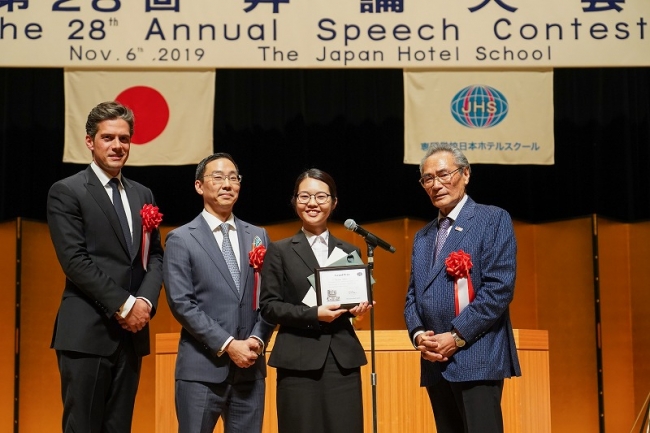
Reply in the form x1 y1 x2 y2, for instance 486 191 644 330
47 101 164 432
404 143 521 433
163 153 275 433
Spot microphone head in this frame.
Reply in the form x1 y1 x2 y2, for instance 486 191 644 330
344 219 357 230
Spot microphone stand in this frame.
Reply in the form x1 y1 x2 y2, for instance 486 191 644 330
365 241 378 433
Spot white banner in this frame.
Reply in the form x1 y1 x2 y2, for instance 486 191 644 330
64 69 214 166
404 69 554 165
1 1 649 68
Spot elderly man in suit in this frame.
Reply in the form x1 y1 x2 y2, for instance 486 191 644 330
47 101 164 432
404 143 521 433
164 153 275 433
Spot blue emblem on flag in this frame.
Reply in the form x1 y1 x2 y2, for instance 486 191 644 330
450 85 509 129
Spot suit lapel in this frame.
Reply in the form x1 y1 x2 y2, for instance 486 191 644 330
84 167 132 259
189 215 240 297
425 197 476 288
291 231 320 272
440 199 475 258
289 232 321 303
423 223 443 287
328 235 354 257
235 217 252 299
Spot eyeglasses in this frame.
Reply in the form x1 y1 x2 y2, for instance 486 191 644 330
419 167 463 187
295 192 331 205
203 173 242 185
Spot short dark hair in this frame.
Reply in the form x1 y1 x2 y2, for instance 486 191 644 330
85 101 134 138
195 153 239 181
291 168 338 208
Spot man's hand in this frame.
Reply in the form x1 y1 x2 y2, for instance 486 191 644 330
225 338 260 368
119 298 151 333
417 330 457 362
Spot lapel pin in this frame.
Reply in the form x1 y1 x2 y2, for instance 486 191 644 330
454 227 463 232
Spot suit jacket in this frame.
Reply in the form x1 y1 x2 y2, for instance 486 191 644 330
163 214 275 384
260 231 367 371
47 166 164 357
404 196 521 386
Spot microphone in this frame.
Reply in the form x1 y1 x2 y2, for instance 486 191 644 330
344 219 396 253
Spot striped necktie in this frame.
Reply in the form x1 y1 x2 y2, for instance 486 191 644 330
220 223 240 291
434 217 451 261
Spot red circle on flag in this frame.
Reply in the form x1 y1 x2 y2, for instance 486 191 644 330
116 86 169 145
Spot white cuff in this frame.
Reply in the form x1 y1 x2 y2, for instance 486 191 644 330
118 295 137 318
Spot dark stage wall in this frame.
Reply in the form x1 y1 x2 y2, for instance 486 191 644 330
1 68 650 226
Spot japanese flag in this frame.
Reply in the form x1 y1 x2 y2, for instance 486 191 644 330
64 69 215 166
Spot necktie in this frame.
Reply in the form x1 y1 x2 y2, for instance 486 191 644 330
220 223 240 291
434 217 451 261
108 178 133 253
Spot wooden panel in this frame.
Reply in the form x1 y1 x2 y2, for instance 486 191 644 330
0 221 16 433
363 219 413 330
629 222 650 416
534 218 599 433
598 218 636 432
134 225 183 432
156 330 550 433
265 221 302 243
511 222 539 330
361 350 435 433
19 220 65 432
503 349 552 433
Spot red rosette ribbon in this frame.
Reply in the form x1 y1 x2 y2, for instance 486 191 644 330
248 244 267 310
140 204 163 271
445 250 475 316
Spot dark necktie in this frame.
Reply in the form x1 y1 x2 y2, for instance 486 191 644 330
434 217 451 261
220 223 240 291
108 178 133 253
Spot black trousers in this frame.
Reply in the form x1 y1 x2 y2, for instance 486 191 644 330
276 350 363 433
426 378 504 433
57 336 141 433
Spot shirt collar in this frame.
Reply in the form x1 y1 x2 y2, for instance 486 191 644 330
438 194 469 224
302 227 330 246
91 161 122 186
201 209 236 232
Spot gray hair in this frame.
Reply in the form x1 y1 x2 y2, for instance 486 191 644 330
419 143 471 175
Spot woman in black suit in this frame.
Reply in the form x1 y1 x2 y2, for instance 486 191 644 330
260 168 372 433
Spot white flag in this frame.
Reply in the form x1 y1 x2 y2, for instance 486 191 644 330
404 70 554 165
64 69 215 166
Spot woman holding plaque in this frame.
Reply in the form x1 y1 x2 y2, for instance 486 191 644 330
260 168 372 433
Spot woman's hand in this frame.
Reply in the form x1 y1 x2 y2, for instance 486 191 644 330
348 301 374 317
317 304 348 322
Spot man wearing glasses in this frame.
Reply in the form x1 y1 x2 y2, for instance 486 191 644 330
163 152 274 433
404 143 521 433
